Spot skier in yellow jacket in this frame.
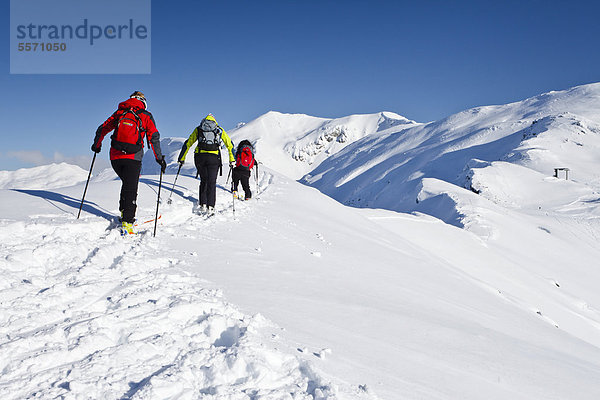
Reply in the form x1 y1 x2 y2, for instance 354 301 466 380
178 114 234 215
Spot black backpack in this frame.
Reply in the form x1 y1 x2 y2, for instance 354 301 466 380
197 118 221 151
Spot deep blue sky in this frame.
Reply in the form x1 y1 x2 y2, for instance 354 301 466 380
1 0 599 170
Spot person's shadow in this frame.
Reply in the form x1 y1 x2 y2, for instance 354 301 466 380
13 174 201 220
12 189 114 220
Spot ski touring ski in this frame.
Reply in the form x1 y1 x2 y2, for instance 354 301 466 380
108 214 162 236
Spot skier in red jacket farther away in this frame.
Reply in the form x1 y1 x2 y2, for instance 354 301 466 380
91 91 166 234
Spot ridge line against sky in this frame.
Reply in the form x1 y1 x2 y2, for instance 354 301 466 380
1 0 599 171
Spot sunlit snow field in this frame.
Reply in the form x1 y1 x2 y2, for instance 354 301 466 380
2 83 600 399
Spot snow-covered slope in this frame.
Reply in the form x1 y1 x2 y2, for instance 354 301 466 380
2 162 600 399
0 162 88 189
302 83 600 226
0 169 366 399
227 111 419 179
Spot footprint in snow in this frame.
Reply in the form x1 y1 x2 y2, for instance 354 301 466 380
313 348 332 359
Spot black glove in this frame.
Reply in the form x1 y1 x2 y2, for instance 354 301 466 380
157 156 167 173
177 146 187 165
91 143 101 153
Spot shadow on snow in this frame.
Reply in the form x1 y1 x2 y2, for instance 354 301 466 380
12 189 114 220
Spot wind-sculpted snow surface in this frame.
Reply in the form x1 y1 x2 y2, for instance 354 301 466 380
0 213 340 399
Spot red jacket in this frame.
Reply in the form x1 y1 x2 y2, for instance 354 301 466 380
93 98 163 161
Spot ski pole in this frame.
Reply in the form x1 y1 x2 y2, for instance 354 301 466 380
153 156 164 237
77 152 96 219
231 166 235 219
226 165 232 186
167 162 183 204
255 161 259 200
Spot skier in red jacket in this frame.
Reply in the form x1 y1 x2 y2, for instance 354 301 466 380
232 140 255 200
91 91 166 234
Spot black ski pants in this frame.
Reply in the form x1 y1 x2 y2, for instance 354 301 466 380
194 152 221 207
111 158 142 223
232 167 252 199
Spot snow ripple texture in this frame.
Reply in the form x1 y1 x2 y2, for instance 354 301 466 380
0 216 336 399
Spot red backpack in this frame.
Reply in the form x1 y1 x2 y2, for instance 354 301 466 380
111 108 144 154
236 143 255 170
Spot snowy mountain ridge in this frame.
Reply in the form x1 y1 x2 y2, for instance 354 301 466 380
226 110 419 179
302 82 600 226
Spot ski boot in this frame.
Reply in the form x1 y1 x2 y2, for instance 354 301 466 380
121 221 135 235
193 203 207 215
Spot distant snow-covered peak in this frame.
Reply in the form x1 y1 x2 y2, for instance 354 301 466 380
228 110 419 179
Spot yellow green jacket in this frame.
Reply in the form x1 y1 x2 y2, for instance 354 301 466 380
178 115 235 163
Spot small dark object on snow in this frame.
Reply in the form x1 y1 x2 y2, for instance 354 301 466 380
553 167 569 180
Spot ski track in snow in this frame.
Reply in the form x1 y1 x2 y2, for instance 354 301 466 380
0 177 352 400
